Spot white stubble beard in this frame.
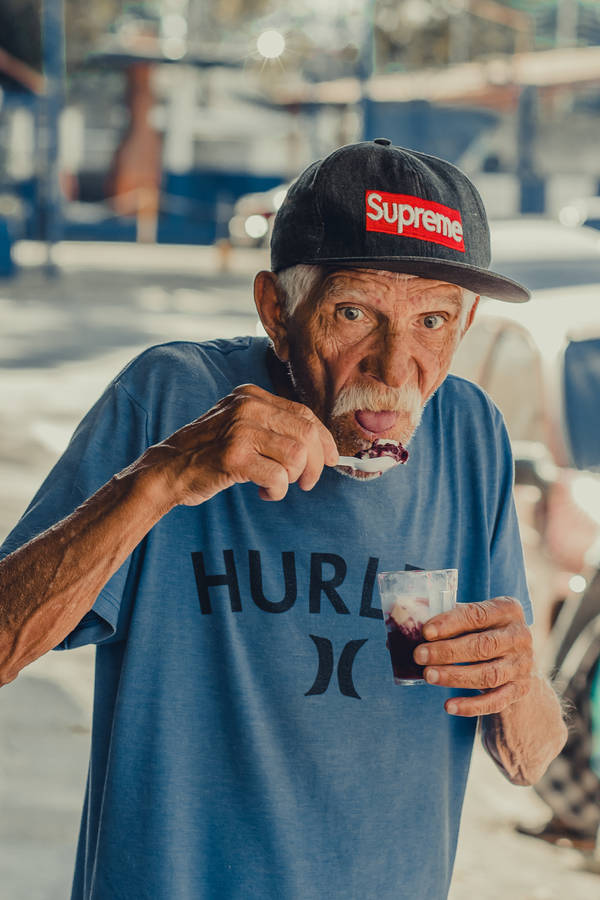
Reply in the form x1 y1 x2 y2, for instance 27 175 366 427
330 381 425 446
329 381 426 480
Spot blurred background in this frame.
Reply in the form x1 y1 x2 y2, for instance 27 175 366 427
4 0 600 253
2 2 600 898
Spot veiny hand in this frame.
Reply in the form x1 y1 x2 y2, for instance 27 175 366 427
136 384 339 507
413 596 534 717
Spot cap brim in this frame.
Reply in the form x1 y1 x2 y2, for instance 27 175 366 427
294 256 530 303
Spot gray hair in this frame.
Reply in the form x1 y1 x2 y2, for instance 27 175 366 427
459 289 478 330
275 264 326 316
275 264 477 329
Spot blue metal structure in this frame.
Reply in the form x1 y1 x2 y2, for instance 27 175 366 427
563 337 600 471
41 0 65 268
362 100 497 163
517 85 545 214
0 218 14 277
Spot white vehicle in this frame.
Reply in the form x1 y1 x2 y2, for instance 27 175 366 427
228 183 288 247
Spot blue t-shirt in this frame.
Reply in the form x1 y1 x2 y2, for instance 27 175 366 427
1 337 531 900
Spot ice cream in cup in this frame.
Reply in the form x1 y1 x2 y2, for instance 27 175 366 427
377 569 458 684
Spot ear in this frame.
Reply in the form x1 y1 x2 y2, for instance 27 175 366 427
461 295 480 336
254 271 290 361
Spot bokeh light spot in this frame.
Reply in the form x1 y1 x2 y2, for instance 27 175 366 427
257 30 286 59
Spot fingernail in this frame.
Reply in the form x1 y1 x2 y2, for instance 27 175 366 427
423 625 437 640
414 646 429 664
426 668 439 683
447 702 458 715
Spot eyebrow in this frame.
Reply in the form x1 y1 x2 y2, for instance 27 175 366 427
324 282 371 303
323 279 463 309
416 288 463 310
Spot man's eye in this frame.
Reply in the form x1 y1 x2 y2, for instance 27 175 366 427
340 307 363 321
423 314 445 330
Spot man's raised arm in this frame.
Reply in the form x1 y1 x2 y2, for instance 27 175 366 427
0 384 338 686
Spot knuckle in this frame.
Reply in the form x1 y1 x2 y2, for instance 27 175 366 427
438 641 456 664
507 621 532 655
236 382 261 397
478 631 500 659
504 596 525 621
295 416 318 439
229 385 250 407
466 602 489 630
228 385 244 399
281 396 314 421
227 396 253 422
481 662 503 690
292 420 310 442
295 402 316 421
220 442 246 471
229 386 267 415
286 440 307 469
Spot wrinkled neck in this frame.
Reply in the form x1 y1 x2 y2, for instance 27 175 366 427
265 346 298 402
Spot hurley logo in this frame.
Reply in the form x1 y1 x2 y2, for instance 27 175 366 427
365 190 465 252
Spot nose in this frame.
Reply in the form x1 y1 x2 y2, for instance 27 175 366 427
364 330 414 388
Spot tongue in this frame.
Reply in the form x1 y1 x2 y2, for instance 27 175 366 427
355 410 399 434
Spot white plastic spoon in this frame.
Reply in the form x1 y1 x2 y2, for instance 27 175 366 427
336 455 399 473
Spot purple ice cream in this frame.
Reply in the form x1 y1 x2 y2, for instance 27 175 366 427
355 438 409 464
385 596 428 681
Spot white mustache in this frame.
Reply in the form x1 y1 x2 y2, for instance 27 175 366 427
331 382 423 423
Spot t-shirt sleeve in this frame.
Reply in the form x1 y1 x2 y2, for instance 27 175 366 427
0 379 150 648
489 412 533 626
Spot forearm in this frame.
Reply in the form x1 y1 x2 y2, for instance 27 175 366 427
0 463 171 686
481 672 567 786
0 384 338 687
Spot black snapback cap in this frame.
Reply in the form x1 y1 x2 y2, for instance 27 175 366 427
271 139 530 303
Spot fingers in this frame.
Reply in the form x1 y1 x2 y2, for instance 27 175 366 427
412 596 535 717
243 455 293 502
443 681 531 718
240 398 333 493
280 399 339 470
422 652 532 692
414 621 532 666
422 596 525 642
250 428 322 493
236 385 339 470
169 384 339 505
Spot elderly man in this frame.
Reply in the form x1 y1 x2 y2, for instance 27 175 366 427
0 140 565 900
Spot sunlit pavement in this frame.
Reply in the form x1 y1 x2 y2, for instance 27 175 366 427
1 243 599 899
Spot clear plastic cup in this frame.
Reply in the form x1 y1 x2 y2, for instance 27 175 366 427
377 569 458 685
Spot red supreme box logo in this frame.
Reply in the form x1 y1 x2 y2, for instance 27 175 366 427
365 191 465 252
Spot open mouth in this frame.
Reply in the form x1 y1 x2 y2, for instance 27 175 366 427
354 409 399 435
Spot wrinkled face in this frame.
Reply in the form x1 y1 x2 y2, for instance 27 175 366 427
281 269 469 459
